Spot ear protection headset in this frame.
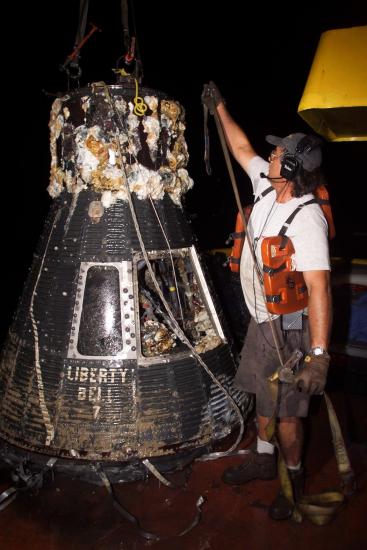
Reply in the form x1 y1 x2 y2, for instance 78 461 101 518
280 135 322 180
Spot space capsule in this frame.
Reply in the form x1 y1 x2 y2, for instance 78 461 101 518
0 82 252 483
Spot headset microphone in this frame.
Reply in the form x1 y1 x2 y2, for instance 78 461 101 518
260 172 284 180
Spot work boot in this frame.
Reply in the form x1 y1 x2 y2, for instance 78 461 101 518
222 451 277 485
268 467 305 520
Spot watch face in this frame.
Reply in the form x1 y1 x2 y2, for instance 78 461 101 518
312 347 325 356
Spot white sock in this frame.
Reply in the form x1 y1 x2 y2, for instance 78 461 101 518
257 436 275 454
287 462 302 471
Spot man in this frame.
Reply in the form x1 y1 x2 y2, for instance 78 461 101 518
202 82 332 520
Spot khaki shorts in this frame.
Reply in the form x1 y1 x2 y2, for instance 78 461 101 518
234 316 311 417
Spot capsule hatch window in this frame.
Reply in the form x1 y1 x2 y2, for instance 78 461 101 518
133 247 225 363
67 248 225 361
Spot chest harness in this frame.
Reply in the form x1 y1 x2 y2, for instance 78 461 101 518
229 184 335 273
229 185 334 315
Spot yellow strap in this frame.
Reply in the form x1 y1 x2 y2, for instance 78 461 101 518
113 68 131 77
278 454 294 504
276 446 345 526
294 491 345 525
266 371 355 525
265 379 278 442
266 349 304 441
324 392 355 488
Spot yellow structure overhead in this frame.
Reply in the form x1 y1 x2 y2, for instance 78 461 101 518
298 25 367 142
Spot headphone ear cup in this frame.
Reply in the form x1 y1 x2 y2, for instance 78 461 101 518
295 134 322 155
280 154 300 180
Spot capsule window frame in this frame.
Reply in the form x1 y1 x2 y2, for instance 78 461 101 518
132 246 225 366
67 261 137 360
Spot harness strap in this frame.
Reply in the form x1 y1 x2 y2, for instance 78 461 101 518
254 188 328 237
278 198 317 236
266 294 282 303
263 262 287 275
226 231 246 245
231 231 246 239
265 284 307 304
254 185 274 204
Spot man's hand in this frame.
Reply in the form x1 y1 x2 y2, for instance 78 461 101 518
294 352 330 395
201 81 224 114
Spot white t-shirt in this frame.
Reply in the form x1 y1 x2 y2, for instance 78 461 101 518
240 156 330 324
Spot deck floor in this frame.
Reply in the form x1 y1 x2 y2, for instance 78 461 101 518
0 355 366 550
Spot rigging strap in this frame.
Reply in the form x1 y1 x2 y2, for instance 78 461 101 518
117 0 143 81
203 97 286 371
267 363 355 526
59 0 100 82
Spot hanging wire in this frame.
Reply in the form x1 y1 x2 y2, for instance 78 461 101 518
99 83 246 456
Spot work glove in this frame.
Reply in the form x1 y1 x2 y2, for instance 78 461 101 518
294 352 330 395
201 81 224 114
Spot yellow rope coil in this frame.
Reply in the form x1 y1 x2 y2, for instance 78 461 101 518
133 78 147 116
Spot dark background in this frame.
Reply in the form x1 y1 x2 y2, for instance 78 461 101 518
2 0 367 340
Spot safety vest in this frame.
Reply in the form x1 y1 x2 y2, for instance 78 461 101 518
261 236 307 316
228 184 335 274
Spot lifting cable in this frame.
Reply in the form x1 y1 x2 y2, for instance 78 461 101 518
102 83 245 458
81 83 249 540
60 0 89 79
115 0 143 81
60 0 100 85
203 100 286 375
121 0 130 54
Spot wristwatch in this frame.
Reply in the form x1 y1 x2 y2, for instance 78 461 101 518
309 346 328 356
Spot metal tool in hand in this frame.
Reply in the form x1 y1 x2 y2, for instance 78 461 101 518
268 349 303 384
